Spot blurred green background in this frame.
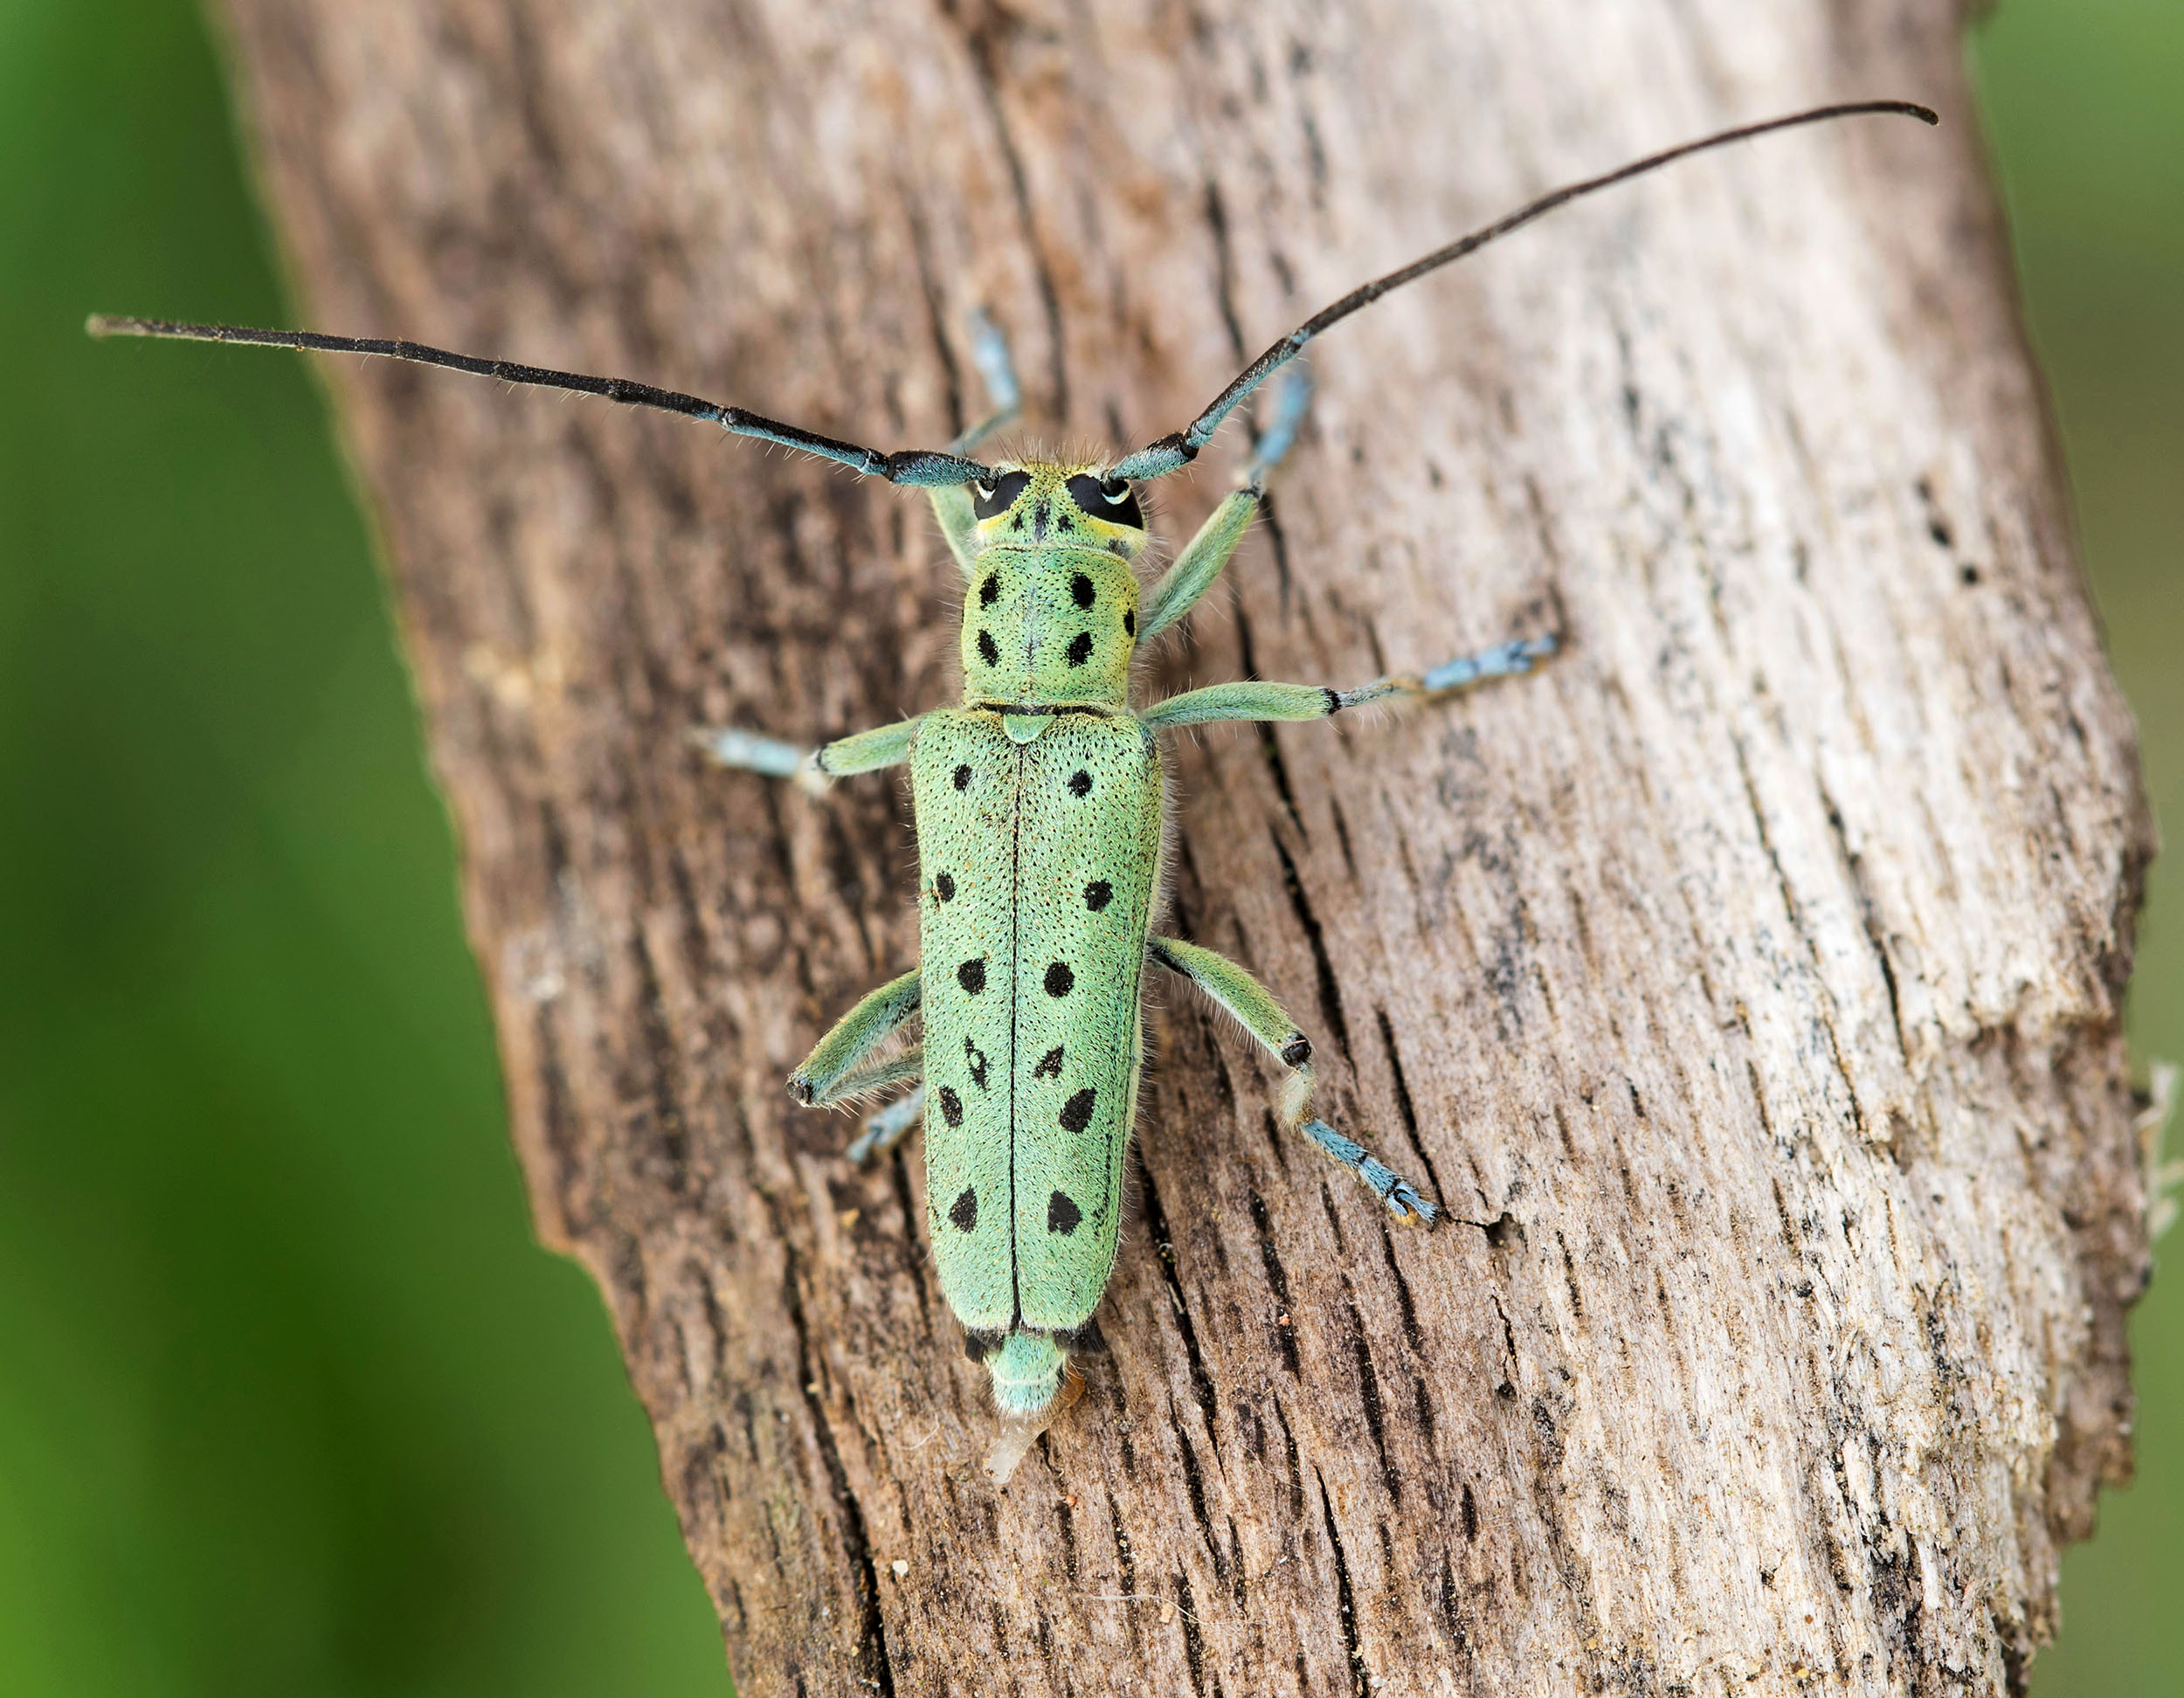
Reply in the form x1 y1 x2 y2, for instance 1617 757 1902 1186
0 1 2173 1693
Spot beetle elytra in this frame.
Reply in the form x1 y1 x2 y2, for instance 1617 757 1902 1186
90 98 1936 1480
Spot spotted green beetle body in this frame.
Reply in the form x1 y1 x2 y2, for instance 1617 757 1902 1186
915 466 1167 1415
768 445 1553 1437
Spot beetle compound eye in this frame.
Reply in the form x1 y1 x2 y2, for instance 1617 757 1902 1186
1065 473 1143 530
973 469 1031 520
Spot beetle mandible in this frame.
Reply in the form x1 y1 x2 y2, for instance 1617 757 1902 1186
91 98 1937 1479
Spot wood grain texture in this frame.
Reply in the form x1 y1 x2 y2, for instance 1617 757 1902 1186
207 1 2153 1692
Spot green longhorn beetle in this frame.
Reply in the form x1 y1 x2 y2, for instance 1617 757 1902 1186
93 99 1935 1475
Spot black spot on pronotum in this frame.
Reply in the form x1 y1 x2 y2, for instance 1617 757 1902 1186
973 469 1030 520
1070 573 1095 609
957 958 986 994
952 763 971 791
1056 511 1073 532
937 1087 964 1128
964 1037 989 1092
1281 1035 1312 1067
950 1188 978 1232
1047 1191 1082 1235
1123 610 1135 637
1033 1046 1064 1079
964 1329 1002 1363
1068 770 1092 797
1059 1087 1096 1134
1044 962 1075 997
977 629 999 666
978 575 999 606
1083 880 1112 911
934 872 956 902
1065 632 1094 667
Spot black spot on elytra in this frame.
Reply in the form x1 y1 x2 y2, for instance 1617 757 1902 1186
1047 1191 1082 1234
952 763 971 791
957 958 986 994
1067 770 1092 797
964 1037 989 1092
950 1188 978 1232
938 1087 964 1127
1060 1087 1096 1133
934 872 956 902
1033 1046 1063 1080
1084 880 1112 911
1066 631 1094 667
1123 610 1135 637
977 629 999 666
1071 573 1095 608
1045 962 1075 997
978 575 999 606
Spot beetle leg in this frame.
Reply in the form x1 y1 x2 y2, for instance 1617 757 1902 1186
1148 936 1437 1225
930 310 1024 572
847 1084 926 1164
787 968 925 1168
949 308 1023 455
1238 363 1313 490
1138 633 1557 733
690 714 923 796
1137 369 1315 642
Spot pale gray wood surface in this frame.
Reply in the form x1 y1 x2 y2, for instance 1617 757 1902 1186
211 1 2153 1691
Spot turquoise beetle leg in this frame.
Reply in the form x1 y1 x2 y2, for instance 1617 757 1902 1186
1149 936 1436 1225
846 1086 926 1164
930 310 1024 573
690 713 923 795
1137 635 1558 732
1137 369 1312 640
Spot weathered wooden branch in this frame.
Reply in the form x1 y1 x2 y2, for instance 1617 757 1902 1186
211 1 2152 1691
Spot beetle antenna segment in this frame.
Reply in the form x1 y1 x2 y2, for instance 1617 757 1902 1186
1108 98 1939 482
82 314 995 488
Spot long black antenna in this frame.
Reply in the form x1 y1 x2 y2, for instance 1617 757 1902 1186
1109 98 1938 482
83 314 995 488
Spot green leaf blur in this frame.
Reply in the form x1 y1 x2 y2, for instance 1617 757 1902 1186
1972 2 2184 1694
0 0 2173 1694
0 0 731 1693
